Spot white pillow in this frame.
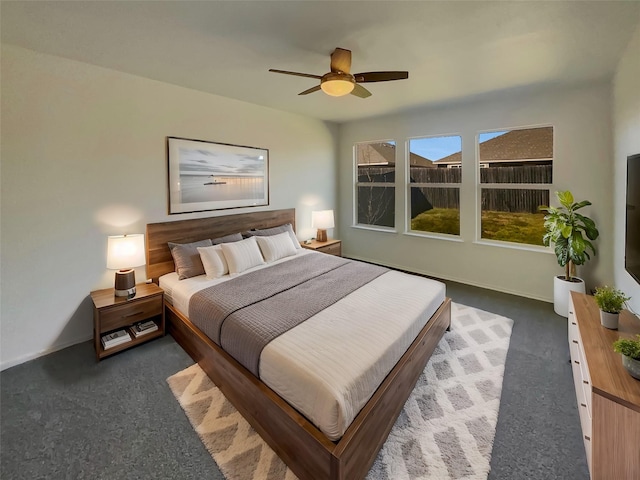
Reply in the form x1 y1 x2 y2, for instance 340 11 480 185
220 236 265 275
197 244 229 279
256 231 297 263
249 223 301 249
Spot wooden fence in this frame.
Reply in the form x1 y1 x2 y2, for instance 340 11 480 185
480 189 549 213
358 165 551 214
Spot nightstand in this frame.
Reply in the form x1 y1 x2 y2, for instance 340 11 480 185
90 283 165 360
301 238 342 256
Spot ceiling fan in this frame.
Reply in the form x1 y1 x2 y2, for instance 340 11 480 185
269 47 408 98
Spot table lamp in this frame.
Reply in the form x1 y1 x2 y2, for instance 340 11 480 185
312 210 335 243
107 234 145 298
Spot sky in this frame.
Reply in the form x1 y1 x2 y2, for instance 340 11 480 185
178 146 266 176
410 131 507 160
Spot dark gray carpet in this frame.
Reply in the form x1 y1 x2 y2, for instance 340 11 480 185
1 280 589 480
444 282 589 480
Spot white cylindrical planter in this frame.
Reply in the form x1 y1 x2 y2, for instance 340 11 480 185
600 311 619 330
553 276 586 317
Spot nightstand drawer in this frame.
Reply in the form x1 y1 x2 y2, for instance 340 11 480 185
319 243 341 256
100 295 163 332
91 283 165 360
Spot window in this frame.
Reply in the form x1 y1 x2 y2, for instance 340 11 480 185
407 135 462 236
355 141 396 228
478 126 553 246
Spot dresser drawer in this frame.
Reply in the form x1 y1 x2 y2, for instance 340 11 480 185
572 360 586 403
100 295 163 332
570 336 581 362
571 349 592 441
568 318 579 345
567 299 579 344
584 434 592 474
578 347 592 416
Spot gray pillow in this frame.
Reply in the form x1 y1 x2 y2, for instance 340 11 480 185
212 232 243 245
168 239 213 280
244 223 301 249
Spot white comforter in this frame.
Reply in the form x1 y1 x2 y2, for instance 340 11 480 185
160 250 445 440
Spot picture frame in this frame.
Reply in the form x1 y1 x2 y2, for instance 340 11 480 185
167 137 269 214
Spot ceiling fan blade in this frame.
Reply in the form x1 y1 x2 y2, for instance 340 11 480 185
269 69 322 80
350 83 372 98
298 85 322 96
354 71 409 83
330 48 352 74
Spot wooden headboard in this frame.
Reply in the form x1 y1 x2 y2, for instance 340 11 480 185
146 208 296 282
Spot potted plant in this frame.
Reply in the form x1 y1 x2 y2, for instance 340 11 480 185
540 190 599 317
594 285 630 329
613 335 640 380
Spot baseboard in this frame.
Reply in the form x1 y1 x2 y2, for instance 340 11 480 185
0 334 92 371
345 254 553 304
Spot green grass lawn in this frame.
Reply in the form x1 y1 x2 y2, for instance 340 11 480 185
481 211 546 246
411 208 460 235
411 208 546 245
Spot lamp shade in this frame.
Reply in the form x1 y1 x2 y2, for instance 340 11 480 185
107 234 145 298
312 210 335 230
107 234 145 270
312 210 335 242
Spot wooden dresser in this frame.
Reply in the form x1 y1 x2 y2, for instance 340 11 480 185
568 292 640 479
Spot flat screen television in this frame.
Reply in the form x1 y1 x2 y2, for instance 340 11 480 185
626 153 640 284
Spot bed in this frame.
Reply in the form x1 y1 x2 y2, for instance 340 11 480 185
146 208 451 480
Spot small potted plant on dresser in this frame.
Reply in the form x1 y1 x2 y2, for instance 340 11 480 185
540 190 600 317
594 285 631 330
613 334 640 380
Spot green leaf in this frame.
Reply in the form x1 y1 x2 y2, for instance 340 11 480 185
570 232 586 255
555 242 569 266
561 225 573 238
557 190 574 208
575 213 599 240
583 239 597 256
572 200 592 211
569 232 588 265
613 335 640 359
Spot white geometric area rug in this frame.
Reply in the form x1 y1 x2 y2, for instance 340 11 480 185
167 303 514 480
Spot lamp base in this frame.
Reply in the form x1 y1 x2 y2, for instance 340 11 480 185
316 229 328 242
114 269 136 299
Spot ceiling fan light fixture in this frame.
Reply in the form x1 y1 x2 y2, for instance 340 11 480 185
270 48 408 99
320 73 355 97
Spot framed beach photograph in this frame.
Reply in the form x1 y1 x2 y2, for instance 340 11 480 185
167 137 269 214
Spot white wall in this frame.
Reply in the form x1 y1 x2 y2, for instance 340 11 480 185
338 84 614 302
0 45 337 370
613 21 640 313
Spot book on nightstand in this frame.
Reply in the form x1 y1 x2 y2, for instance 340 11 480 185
101 329 132 349
130 320 158 338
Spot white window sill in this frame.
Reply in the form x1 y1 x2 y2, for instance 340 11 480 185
473 239 554 254
403 231 464 243
351 224 398 234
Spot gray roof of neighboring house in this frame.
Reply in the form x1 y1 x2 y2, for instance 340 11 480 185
357 142 433 167
434 126 553 165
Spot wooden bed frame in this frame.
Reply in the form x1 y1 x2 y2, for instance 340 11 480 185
146 208 451 480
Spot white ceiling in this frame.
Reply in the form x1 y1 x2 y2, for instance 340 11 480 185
2 1 639 123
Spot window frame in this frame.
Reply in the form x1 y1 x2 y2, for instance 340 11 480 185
405 133 463 240
474 125 554 250
353 139 397 232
